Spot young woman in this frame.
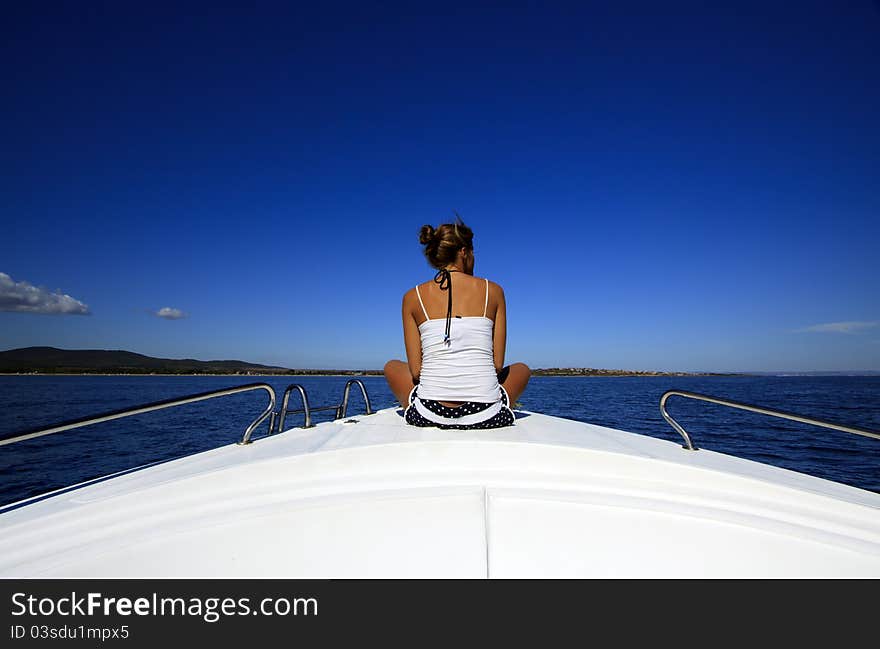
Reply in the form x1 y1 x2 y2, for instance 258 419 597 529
384 218 531 429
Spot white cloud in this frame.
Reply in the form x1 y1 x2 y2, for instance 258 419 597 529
0 272 90 315
794 321 879 334
155 307 187 320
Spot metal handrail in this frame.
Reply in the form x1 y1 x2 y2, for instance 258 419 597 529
660 389 880 451
339 379 374 419
274 379 375 433
276 384 314 431
0 383 277 448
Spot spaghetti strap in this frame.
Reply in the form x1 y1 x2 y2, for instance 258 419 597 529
415 285 429 320
483 278 489 318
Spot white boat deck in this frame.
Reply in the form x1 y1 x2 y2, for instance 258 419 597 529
2 407 879 578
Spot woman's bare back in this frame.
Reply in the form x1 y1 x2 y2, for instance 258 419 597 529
412 273 498 325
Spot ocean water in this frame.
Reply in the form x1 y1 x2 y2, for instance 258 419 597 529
0 374 878 507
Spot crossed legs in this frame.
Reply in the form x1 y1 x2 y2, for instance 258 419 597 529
494 363 531 406
383 360 531 409
383 360 416 408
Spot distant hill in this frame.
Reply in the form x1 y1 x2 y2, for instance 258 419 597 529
0 347 293 375
0 347 758 377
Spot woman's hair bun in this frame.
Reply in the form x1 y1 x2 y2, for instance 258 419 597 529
419 224 435 245
418 217 473 269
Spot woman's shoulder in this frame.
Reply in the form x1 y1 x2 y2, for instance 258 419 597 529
402 285 420 302
470 274 502 287
405 282 432 301
480 277 504 294
402 283 432 305
406 275 503 292
455 275 505 296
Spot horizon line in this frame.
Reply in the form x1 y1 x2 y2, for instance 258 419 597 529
1 347 878 375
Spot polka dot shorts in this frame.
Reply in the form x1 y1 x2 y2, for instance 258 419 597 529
404 387 515 430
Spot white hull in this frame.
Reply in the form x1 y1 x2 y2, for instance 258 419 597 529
2 407 878 578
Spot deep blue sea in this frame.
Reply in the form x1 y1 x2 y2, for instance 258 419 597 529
1 374 878 507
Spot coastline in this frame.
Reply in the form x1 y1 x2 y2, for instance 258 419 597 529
6 350 868 377
0 371 745 378
5 372 874 378
0 373 382 377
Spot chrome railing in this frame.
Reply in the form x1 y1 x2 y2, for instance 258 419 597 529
274 379 374 432
339 378 373 420
275 383 315 431
660 389 880 451
0 383 277 448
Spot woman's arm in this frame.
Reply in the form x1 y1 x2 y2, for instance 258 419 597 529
402 290 422 381
492 283 507 372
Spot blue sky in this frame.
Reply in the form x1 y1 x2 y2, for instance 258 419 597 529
2 1 878 372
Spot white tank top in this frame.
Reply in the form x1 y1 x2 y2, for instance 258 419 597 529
414 278 502 403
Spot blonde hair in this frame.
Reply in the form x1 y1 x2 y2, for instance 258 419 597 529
418 216 473 269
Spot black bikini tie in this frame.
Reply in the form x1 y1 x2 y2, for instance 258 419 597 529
433 268 454 345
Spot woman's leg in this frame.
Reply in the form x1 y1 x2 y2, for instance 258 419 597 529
497 363 531 406
384 360 416 407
